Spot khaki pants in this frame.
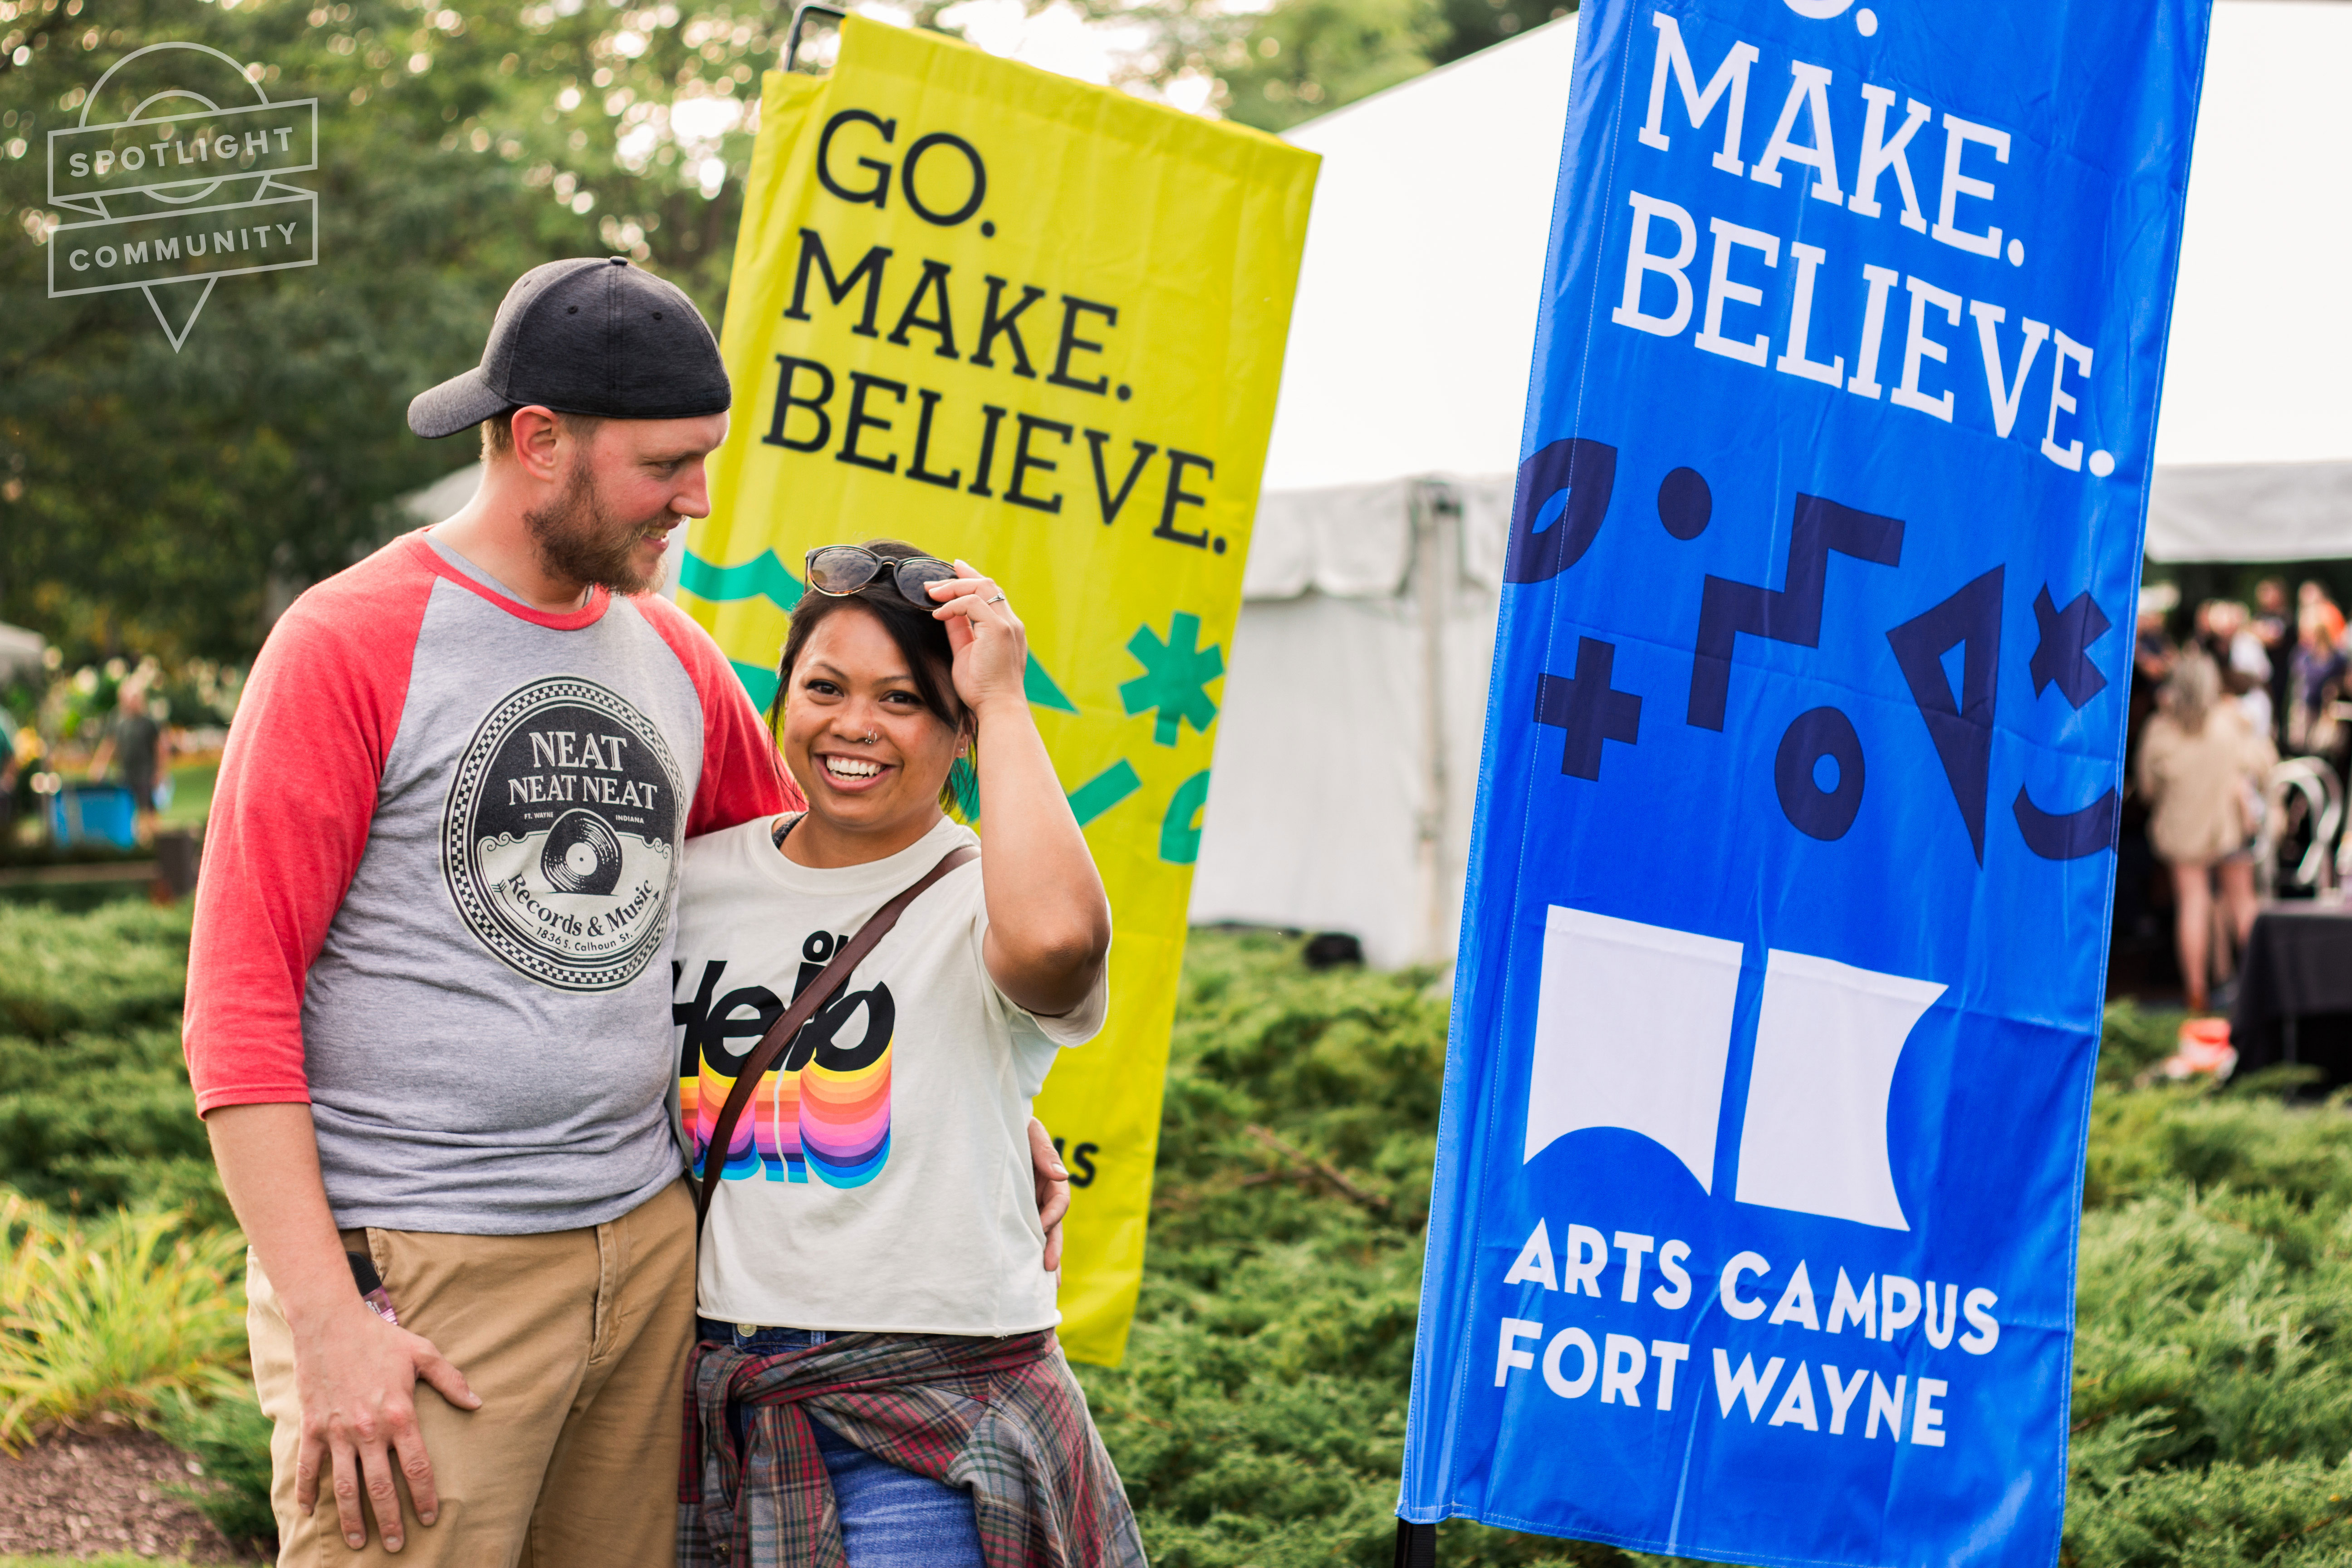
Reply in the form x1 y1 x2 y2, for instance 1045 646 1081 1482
247 1177 695 1568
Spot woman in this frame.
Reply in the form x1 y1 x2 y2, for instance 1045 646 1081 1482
2287 598 2348 764
672 540 1142 1568
2136 643 2276 1015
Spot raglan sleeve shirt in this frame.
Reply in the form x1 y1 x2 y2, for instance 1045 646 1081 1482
634 591 798 840
182 564 427 1115
183 546 798 1117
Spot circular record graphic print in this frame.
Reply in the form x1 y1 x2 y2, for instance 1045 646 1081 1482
542 809 624 895
441 677 684 992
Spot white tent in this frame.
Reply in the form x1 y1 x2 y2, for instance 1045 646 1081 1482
0 622 44 683
1186 0 2352 964
2145 1 2352 561
1185 18 1576 968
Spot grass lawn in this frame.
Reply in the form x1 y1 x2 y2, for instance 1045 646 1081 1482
157 762 216 831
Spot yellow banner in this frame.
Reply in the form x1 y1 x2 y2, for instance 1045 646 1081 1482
679 16 1317 1364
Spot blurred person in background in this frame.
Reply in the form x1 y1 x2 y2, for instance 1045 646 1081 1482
2287 587 2347 767
2135 583 2179 686
2254 578 2293 748
2136 643 2277 1014
2198 600 2273 740
88 669 167 843
2130 583 2180 751
0 703 20 833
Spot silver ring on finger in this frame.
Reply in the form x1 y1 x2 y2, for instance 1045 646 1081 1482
987 593 1007 605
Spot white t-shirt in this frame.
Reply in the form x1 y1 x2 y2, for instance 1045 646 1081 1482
671 813 1107 1335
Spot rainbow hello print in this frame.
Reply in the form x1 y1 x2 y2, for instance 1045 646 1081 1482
799 1046 891 1187
685 980 895 1189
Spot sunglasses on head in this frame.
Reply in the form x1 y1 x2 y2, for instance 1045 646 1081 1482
803 546 958 605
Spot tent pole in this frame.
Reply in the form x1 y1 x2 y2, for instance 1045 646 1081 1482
1412 480 1457 965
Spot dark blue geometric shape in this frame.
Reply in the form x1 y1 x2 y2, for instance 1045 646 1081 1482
2029 586 2112 709
1887 566 2005 864
2014 786 2119 859
1657 467 1712 540
1687 494 1905 731
1506 438 1618 584
1535 637 1642 780
1774 706 1866 840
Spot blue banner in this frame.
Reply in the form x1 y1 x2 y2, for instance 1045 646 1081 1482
1400 2 2212 1564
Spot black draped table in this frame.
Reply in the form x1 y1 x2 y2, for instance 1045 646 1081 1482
2231 903 2352 1080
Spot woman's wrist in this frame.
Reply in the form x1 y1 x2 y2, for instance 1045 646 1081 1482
971 692 1035 731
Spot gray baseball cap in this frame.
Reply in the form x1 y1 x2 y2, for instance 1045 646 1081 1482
407 256 731 439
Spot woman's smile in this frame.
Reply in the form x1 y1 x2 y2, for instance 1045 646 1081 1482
815 749 894 790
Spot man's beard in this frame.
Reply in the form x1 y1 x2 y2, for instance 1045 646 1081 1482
524 459 669 596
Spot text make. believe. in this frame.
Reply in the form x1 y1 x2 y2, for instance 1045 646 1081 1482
760 229 1227 554
750 104 1253 555
1607 11 2127 479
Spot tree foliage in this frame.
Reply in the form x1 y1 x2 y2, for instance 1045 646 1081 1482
0 0 1563 662
1069 0 1573 134
0 0 780 662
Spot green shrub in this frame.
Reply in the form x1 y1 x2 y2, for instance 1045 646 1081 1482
1083 931 1618 1567
0 900 190 1039
0 900 221 1225
19 893 2352 1566
0 1191 249 1450
0 1025 225 1226
1090 940 2352 1568
159 1385 278 1551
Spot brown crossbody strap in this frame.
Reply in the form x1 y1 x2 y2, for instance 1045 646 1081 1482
693 842 978 1233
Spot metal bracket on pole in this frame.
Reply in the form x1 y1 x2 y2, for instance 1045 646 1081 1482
784 2 847 71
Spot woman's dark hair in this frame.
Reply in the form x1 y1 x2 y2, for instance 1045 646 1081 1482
770 539 979 817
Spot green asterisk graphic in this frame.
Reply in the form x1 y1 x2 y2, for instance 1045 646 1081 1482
1121 612 1224 745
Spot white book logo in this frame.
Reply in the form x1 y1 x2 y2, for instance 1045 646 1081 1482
1523 908 1946 1230
1525 908 1745 1191
1735 949 1945 1230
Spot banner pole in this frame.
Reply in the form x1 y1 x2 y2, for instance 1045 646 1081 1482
1393 1521 1435 1568
782 2 845 72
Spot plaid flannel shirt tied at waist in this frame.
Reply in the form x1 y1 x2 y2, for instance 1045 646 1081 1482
678 1328 1146 1568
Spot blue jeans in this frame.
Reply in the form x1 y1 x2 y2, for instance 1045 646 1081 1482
696 1318 987 1568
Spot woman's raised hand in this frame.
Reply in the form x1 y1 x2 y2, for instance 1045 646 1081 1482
928 560 1030 719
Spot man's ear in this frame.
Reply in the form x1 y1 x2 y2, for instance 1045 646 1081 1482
509 406 568 484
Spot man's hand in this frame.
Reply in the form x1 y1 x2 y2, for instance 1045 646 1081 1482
1028 1117 1071 1272
207 1103 482 1555
292 1298 480 1551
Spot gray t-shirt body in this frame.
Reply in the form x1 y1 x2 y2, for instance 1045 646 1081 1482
183 533 783 1235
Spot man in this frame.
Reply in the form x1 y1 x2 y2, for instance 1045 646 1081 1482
88 668 167 842
185 257 1070 1567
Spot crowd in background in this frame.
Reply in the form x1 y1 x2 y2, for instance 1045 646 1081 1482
2128 577 2352 1017
0 651 241 852
2136 579 2352 764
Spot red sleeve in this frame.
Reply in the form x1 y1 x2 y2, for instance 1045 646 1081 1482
182 549 432 1115
636 594 803 833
